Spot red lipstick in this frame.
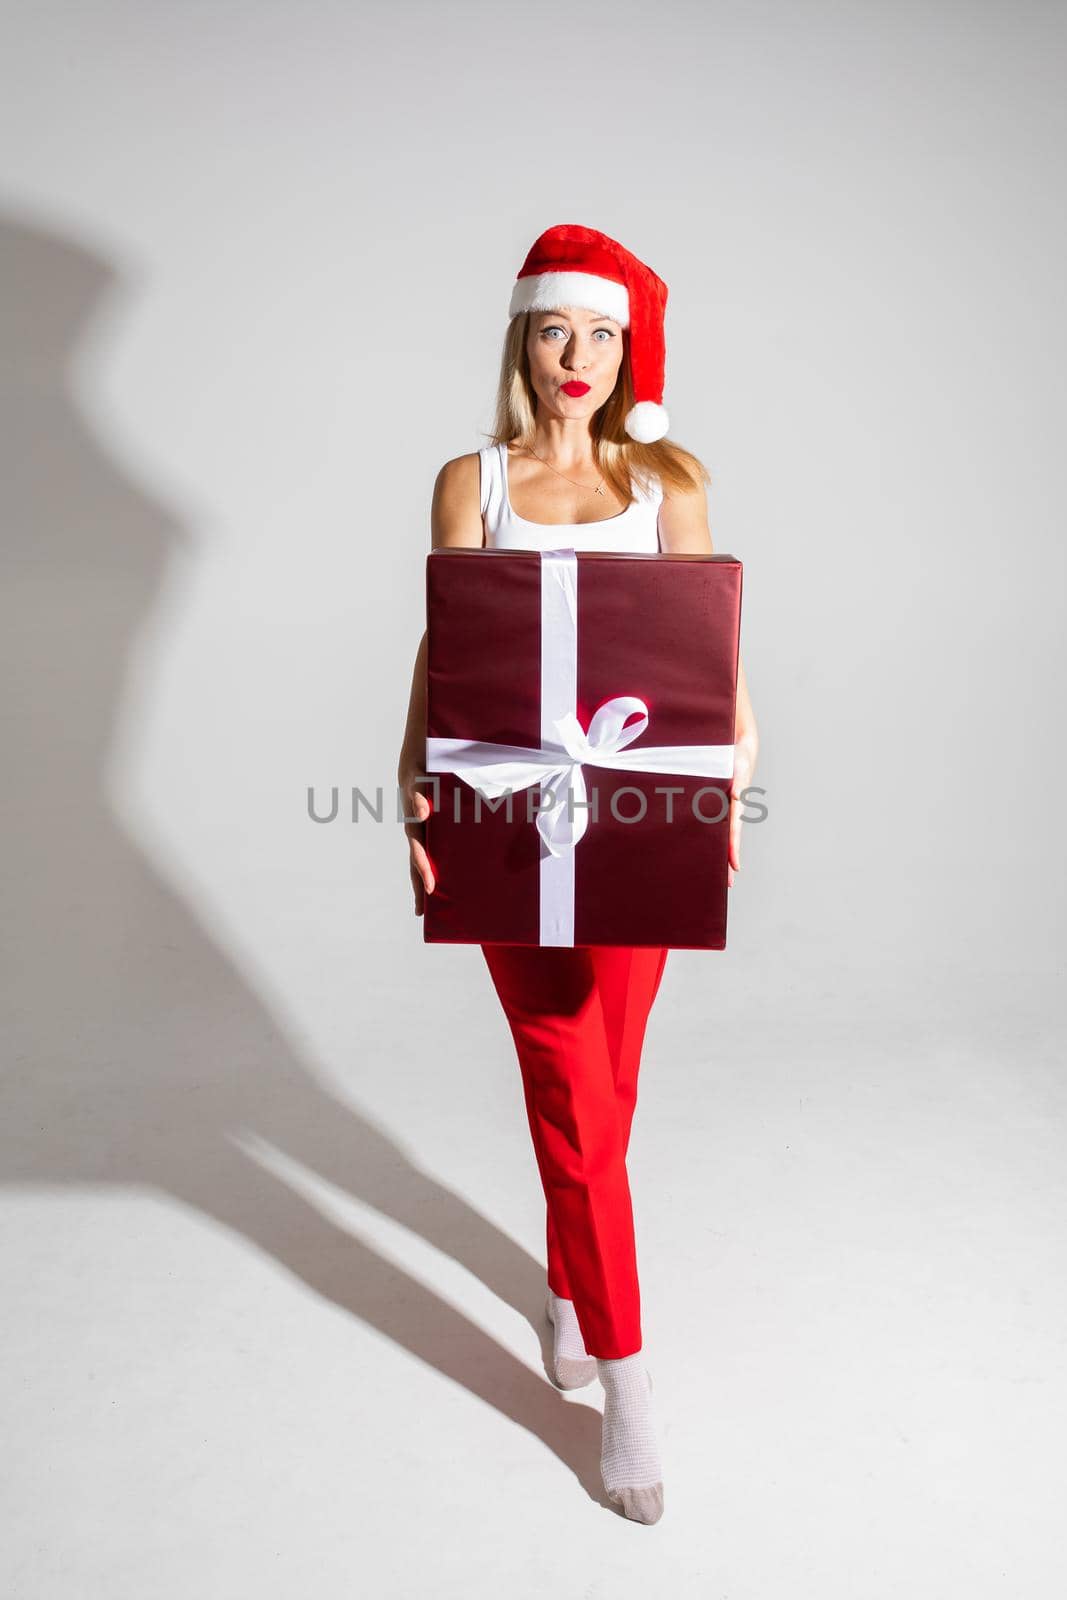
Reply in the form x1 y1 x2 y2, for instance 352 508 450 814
560 380 591 396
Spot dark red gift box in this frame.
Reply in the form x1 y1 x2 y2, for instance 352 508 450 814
422 547 742 949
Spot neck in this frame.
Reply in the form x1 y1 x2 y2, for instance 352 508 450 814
528 411 597 468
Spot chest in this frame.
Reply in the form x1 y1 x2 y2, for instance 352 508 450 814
505 451 631 526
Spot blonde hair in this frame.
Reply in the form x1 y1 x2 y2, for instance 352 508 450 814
485 310 710 504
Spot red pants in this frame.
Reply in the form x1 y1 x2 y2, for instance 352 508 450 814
481 943 669 1359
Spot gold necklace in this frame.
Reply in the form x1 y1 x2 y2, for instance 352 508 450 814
522 445 606 496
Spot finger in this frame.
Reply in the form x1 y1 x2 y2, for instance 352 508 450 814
400 784 430 815
409 852 427 913
411 840 436 893
403 792 432 846
729 797 742 873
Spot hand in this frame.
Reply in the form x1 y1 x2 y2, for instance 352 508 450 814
727 735 758 889
399 766 436 915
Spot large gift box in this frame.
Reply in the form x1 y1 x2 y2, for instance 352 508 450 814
422 547 742 949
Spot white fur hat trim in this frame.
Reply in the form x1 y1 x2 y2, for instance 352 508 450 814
509 271 630 327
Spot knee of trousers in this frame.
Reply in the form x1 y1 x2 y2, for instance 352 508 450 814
532 1110 628 1189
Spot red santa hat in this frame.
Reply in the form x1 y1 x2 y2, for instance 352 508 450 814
508 222 670 443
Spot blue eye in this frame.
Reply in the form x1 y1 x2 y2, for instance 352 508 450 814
541 324 616 340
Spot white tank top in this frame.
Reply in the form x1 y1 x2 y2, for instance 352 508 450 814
480 442 663 551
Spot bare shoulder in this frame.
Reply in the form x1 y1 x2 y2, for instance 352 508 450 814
431 451 484 548
657 463 713 553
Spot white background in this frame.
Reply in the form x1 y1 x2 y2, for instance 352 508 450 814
2 2 1065 1595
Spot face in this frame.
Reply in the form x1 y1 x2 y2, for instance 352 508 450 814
525 306 625 422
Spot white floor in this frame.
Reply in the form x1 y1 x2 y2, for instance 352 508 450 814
4 936 1064 1599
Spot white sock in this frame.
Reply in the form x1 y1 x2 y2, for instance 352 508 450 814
597 1353 664 1524
548 1290 589 1361
546 1289 597 1387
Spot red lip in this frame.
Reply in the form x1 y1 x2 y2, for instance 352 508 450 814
560 381 591 396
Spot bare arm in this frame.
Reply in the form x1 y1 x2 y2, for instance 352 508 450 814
398 453 484 914
659 474 759 882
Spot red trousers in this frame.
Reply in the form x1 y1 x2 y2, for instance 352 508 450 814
481 943 669 1359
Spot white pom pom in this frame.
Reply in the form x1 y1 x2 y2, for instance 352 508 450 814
624 401 669 443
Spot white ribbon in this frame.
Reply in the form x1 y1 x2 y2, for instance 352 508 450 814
426 549 734 945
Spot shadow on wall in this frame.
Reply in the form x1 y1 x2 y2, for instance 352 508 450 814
0 210 609 1504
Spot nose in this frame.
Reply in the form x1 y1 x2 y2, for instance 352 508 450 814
562 334 590 373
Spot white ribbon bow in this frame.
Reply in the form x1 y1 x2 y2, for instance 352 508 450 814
428 693 731 858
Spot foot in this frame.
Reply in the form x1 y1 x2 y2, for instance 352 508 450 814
597 1354 664 1523
545 1289 597 1389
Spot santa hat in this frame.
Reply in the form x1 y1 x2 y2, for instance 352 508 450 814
508 223 670 443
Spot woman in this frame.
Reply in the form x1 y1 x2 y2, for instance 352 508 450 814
397 224 759 1524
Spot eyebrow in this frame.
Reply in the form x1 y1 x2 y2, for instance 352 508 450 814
537 310 620 323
